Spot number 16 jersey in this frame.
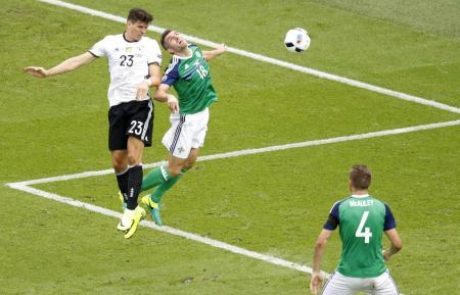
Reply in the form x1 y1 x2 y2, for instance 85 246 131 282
161 44 218 114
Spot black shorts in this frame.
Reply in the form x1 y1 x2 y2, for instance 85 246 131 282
108 100 154 151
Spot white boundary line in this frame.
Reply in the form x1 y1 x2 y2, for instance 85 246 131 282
38 0 460 115
6 182 316 276
10 119 460 186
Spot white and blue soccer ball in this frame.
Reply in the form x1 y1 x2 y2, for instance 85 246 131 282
284 27 311 53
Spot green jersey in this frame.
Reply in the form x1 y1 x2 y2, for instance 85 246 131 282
161 44 217 114
323 195 396 278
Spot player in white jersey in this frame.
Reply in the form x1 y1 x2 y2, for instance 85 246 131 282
24 8 162 239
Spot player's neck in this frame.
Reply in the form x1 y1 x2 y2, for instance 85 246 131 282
351 189 368 195
123 32 141 43
175 47 192 58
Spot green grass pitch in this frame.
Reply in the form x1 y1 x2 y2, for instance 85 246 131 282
1 0 459 294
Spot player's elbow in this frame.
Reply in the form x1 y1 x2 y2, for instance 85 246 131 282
314 238 327 251
153 90 166 101
151 77 161 87
393 239 403 252
389 236 403 255
385 229 402 253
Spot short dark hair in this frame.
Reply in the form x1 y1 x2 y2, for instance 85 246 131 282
127 8 153 24
160 29 173 50
349 164 372 190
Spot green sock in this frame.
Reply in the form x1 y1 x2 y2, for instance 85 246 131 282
151 168 188 203
141 165 170 191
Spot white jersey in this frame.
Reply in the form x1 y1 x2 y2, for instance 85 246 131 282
89 34 162 107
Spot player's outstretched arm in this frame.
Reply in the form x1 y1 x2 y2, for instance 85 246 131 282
310 229 332 294
383 229 402 261
24 52 96 78
203 43 226 61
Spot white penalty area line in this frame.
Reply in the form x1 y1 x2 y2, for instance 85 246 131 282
4 120 458 288
38 0 460 115
6 120 460 284
7 122 455 292
6 182 317 277
4 122 446 291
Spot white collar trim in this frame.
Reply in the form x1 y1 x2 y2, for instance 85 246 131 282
351 194 369 198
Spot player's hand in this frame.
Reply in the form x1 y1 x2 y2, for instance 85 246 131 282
24 66 48 78
310 271 323 294
216 43 226 54
383 249 391 261
135 80 150 100
166 94 179 113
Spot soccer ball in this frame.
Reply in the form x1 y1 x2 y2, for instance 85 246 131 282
284 27 311 53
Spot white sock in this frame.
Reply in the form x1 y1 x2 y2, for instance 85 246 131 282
121 208 135 225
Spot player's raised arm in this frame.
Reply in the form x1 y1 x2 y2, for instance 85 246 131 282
24 52 96 78
203 43 226 61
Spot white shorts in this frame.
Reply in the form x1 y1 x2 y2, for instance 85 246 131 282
321 270 399 295
162 108 209 159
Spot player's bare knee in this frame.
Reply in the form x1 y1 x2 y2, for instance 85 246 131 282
168 166 183 177
184 161 195 170
111 158 127 172
113 163 126 173
127 153 141 166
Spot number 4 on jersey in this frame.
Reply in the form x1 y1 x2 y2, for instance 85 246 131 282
355 211 373 243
